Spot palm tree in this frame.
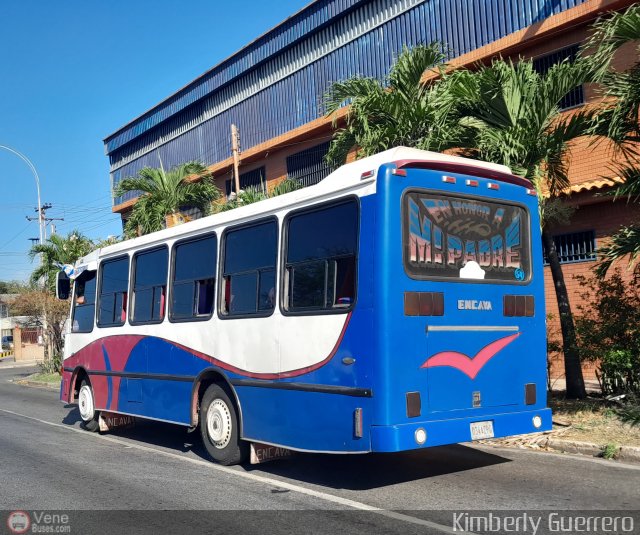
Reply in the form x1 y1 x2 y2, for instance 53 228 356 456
29 230 94 293
452 58 597 398
216 178 302 212
586 4 640 151
324 43 464 164
586 4 640 277
114 161 221 238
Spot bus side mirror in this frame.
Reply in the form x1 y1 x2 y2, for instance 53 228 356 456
56 271 71 300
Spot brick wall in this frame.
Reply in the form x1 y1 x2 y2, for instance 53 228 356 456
544 197 640 380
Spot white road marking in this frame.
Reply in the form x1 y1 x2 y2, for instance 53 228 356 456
0 407 469 534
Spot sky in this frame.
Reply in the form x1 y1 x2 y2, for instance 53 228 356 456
0 0 311 282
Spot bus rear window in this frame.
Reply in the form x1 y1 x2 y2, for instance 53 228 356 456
403 191 530 283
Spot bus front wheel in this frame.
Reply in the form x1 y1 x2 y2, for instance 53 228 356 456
200 384 247 465
78 379 100 432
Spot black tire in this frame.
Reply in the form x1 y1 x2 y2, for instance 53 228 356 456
78 379 100 432
200 383 248 465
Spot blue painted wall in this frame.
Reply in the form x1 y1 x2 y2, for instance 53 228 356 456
107 0 587 205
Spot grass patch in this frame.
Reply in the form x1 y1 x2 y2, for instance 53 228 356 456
549 391 640 448
601 443 619 460
23 372 61 385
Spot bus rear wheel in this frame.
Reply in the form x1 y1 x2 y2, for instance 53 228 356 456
200 384 247 465
78 379 100 432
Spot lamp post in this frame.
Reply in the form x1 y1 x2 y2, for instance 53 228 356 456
0 145 50 362
0 144 45 246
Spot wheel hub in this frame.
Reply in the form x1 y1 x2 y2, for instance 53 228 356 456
78 384 94 421
207 399 232 449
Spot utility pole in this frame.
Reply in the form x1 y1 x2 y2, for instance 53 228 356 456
26 203 63 242
231 124 241 196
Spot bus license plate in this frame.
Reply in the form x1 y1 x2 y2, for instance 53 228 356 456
470 420 494 440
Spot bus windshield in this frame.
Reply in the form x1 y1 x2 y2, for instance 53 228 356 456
404 190 531 283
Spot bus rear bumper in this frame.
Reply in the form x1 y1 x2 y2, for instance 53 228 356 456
370 407 552 452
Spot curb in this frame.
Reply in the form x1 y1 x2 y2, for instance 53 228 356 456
545 438 640 463
0 360 40 369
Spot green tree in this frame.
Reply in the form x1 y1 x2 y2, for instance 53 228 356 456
29 230 94 293
452 58 595 398
324 43 464 164
216 178 302 212
574 271 640 395
12 289 69 360
0 280 26 294
587 4 640 277
27 230 93 363
114 161 221 238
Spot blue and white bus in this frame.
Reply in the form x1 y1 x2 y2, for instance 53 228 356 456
59 147 551 465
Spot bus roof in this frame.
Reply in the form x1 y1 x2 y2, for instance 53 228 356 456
323 146 513 185
79 148 520 267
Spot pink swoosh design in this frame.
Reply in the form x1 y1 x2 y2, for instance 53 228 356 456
421 332 520 379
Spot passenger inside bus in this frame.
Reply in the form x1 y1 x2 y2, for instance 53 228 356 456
72 271 97 332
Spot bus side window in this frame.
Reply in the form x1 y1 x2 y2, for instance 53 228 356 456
131 247 168 324
71 270 97 333
331 257 356 307
171 233 217 321
98 255 130 327
285 199 358 313
221 219 277 317
121 292 128 322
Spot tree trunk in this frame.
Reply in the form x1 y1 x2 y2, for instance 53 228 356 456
542 229 587 399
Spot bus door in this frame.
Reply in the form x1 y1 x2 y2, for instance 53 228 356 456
403 189 540 414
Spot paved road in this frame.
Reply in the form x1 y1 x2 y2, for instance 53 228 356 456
1 366 638 535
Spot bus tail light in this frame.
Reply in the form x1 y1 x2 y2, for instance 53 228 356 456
354 408 363 438
526 188 537 196
525 383 536 405
406 392 421 418
503 295 534 317
465 179 479 187
404 292 444 316
487 182 500 190
360 170 375 180
392 168 407 176
442 175 456 184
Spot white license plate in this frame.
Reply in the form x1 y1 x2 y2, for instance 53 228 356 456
470 420 494 440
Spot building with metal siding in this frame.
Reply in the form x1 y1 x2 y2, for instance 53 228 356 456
106 0 588 206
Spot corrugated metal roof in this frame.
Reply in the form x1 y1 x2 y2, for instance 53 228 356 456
104 0 366 150
105 0 587 156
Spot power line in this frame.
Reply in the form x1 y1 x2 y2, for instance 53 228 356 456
0 224 31 251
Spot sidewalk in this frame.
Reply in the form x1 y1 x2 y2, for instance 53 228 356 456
548 378 601 393
0 356 40 369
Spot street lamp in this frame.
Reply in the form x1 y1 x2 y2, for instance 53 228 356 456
0 145 49 362
0 144 45 246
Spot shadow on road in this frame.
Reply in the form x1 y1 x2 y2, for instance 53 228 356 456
62 406 84 426
62 411 205 455
249 445 511 490
60 409 511 490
